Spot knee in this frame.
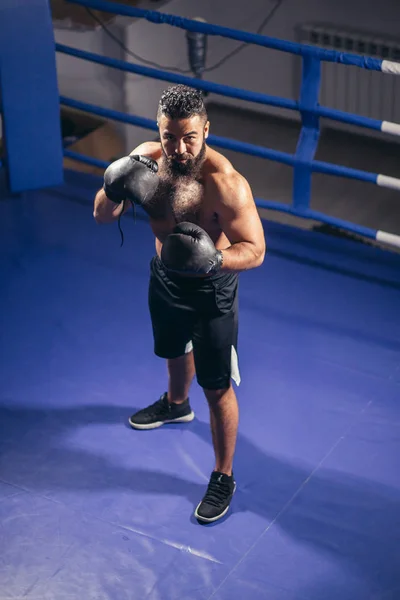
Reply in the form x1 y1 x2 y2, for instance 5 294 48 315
203 384 231 404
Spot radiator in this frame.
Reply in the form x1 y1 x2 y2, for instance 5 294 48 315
296 24 400 125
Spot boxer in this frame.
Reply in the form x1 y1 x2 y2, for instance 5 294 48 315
93 84 266 522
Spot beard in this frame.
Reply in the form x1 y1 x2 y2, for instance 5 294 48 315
161 139 206 180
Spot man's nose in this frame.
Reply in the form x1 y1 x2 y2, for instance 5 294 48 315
175 139 186 155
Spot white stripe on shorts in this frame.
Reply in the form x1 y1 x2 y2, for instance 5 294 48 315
231 345 241 386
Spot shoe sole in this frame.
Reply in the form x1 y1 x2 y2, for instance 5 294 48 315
194 483 236 523
128 411 195 430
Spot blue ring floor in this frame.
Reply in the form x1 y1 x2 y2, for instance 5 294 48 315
1 170 399 600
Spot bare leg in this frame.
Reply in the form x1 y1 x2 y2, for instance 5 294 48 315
203 384 239 476
167 351 195 404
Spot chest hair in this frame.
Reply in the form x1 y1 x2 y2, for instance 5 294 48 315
147 176 203 224
170 179 204 224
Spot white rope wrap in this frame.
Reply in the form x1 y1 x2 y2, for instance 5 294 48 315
381 60 400 75
376 231 400 249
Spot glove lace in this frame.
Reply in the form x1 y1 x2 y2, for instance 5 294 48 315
117 199 136 247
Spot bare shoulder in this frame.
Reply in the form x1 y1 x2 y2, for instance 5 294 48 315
205 148 253 208
129 141 162 160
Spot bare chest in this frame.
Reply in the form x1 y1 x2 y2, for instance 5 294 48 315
149 177 220 242
169 179 204 223
153 178 215 225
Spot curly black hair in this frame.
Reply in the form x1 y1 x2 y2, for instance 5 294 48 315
157 85 207 122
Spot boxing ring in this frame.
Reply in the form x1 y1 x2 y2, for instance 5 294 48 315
1 1 400 599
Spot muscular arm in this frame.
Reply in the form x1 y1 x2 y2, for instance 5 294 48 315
93 188 128 224
93 141 161 224
212 172 266 272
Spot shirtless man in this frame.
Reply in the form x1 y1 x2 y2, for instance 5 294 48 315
93 85 266 523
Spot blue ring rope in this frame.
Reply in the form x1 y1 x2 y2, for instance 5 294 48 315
255 199 377 240
56 45 386 135
64 149 109 169
66 0 383 70
58 0 400 246
59 96 378 185
60 96 159 132
63 148 378 240
55 44 299 113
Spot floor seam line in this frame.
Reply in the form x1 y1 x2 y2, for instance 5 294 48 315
206 399 374 599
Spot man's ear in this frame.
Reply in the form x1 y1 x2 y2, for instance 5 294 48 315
204 120 210 139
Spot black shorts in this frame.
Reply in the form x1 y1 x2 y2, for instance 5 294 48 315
148 256 240 390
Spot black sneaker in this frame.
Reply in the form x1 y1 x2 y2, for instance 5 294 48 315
128 393 195 430
194 471 236 523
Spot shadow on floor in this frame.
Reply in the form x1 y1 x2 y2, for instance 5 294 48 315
0 401 399 598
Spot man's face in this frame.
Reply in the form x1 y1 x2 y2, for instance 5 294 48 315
158 114 209 176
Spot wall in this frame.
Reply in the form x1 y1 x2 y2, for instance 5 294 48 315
54 20 128 145
53 0 400 151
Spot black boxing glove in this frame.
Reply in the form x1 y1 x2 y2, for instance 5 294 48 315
161 222 224 275
103 154 159 207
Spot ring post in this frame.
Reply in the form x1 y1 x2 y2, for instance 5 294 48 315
293 56 322 211
0 1 64 192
